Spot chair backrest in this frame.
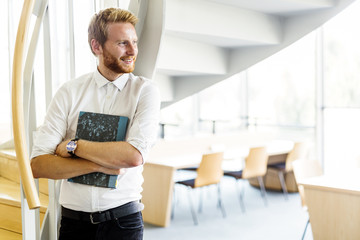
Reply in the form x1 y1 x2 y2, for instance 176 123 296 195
285 142 308 172
195 152 224 188
243 147 268 179
292 159 323 207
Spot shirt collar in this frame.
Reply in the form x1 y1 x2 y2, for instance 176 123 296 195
94 69 129 91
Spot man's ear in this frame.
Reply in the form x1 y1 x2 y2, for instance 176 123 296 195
91 39 103 55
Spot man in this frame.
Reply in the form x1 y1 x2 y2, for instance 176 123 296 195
31 8 160 240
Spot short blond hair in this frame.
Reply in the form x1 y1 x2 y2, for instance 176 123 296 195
88 8 138 55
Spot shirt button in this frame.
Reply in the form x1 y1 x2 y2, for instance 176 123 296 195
106 96 111 99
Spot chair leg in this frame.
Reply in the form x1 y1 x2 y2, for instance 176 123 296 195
302 218 310 240
198 188 203 213
301 218 310 240
263 173 267 186
235 180 246 213
277 171 289 200
187 187 198 225
217 183 226 218
257 176 268 206
171 185 176 220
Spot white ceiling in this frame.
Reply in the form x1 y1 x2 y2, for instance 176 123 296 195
204 0 333 15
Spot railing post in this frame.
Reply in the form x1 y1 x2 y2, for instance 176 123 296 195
20 182 40 240
40 180 60 240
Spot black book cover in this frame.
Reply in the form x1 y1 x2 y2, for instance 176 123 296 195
67 111 129 188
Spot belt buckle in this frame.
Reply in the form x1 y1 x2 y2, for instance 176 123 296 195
90 213 100 224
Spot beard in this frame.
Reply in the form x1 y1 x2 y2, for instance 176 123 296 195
102 47 136 74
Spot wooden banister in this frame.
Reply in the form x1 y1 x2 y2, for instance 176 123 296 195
11 0 41 209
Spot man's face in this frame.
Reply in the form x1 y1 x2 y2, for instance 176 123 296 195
101 22 138 74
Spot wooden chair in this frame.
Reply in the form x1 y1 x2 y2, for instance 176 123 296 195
268 142 308 199
224 146 268 212
174 152 226 225
292 159 323 240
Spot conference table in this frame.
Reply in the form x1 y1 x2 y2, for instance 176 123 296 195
299 169 360 240
141 140 293 227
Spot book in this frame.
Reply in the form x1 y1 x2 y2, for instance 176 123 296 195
67 111 129 188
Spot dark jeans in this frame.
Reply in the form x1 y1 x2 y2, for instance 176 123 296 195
59 211 144 240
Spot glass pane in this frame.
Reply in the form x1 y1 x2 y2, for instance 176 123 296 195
160 97 194 138
248 33 316 128
0 0 11 144
73 0 97 78
48 0 71 91
1 0 23 145
323 1 360 107
198 73 243 134
324 108 360 173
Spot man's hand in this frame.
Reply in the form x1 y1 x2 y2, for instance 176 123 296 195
55 139 72 158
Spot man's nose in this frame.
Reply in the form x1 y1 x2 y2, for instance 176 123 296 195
127 43 137 55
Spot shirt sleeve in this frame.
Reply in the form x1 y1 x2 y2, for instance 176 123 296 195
126 81 161 162
30 85 70 159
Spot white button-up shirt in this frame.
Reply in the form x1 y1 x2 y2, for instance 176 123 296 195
31 69 160 212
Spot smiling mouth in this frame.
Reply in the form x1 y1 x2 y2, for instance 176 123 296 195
121 57 135 64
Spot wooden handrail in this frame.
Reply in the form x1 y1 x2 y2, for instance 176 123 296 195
11 0 40 209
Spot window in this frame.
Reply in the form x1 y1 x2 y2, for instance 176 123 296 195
0 0 23 145
247 33 316 129
324 109 360 172
162 33 317 143
160 97 195 138
73 0 97 78
324 2 360 108
198 73 244 134
322 1 360 172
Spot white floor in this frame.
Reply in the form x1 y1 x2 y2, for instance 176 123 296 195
144 175 313 240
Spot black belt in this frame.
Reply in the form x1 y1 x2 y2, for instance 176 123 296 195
61 201 144 224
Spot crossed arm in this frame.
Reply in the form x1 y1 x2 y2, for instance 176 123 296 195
31 139 143 180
